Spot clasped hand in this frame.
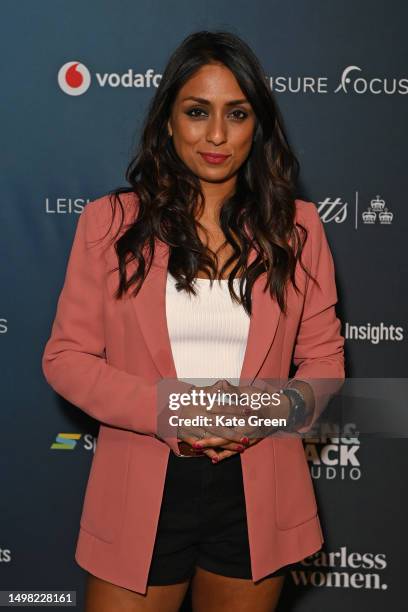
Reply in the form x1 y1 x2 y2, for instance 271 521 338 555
177 379 287 462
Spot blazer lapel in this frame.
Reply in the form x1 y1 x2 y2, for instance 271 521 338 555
132 240 281 385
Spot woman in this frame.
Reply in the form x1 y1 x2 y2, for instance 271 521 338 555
42 30 345 611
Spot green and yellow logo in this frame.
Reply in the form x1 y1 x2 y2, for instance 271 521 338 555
50 433 82 450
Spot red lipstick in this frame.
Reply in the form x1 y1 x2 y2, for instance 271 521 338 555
199 152 231 165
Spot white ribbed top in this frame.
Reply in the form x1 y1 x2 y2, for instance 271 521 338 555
165 272 250 385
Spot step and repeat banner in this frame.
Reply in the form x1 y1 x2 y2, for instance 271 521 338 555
1 1 407 610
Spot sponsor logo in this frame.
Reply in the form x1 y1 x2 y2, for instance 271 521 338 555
362 195 393 225
58 63 408 96
345 322 404 343
50 433 82 450
58 62 159 95
269 65 408 95
50 433 97 452
305 424 362 480
58 62 91 96
292 546 388 590
334 65 407 95
316 193 395 229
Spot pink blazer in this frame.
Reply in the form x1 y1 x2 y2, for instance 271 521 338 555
42 192 345 595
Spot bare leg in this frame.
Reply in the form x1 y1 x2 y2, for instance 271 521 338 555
84 572 190 612
191 567 285 612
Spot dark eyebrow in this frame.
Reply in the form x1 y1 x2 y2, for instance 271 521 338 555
181 96 251 106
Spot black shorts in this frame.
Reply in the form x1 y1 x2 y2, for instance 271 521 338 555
147 450 293 586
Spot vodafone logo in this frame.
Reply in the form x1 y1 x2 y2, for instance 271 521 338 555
58 62 162 95
58 61 91 96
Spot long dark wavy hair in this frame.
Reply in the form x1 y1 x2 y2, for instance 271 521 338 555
103 30 316 317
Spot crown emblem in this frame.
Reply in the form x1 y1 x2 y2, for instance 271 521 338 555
362 209 376 224
370 195 385 211
362 195 393 225
379 209 393 224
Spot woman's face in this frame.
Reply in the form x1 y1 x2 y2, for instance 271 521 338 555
167 63 256 186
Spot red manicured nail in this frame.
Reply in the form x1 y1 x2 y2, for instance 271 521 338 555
240 437 249 445
212 456 219 463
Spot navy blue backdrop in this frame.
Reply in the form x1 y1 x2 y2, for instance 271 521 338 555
1 1 407 610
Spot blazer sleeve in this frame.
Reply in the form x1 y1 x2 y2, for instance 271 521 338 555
290 202 345 433
41 198 189 455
